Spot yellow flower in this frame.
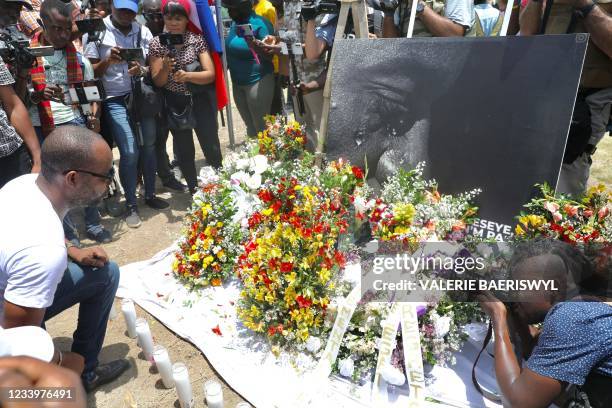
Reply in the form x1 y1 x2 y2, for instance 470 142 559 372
515 224 525 236
318 267 330 284
394 203 415 224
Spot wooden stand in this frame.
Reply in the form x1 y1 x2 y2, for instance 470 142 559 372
314 0 369 166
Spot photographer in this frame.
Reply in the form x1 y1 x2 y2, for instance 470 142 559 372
142 0 187 192
85 0 169 229
149 0 221 195
377 0 474 38
20 0 112 245
0 0 41 188
223 0 275 138
520 0 612 197
478 240 611 408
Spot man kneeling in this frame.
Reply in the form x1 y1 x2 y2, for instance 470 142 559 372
0 126 129 392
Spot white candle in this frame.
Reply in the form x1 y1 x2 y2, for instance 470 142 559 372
204 380 224 408
235 403 251 408
153 345 175 389
121 298 137 338
135 318 155 362
173 363 193 408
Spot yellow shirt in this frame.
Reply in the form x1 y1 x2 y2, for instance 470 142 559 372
253 0 278 73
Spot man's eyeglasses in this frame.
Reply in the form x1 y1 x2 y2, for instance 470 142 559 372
143 12 163 21
63 167 115 182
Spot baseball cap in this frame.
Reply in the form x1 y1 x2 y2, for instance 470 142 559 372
5 0 34 10
0 326 55 363
113 0 139 13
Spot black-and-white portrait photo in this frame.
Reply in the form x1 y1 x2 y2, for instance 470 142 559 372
325 35 588 231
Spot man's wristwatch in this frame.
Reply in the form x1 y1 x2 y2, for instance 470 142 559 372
574 1 596 18
416 0 426 14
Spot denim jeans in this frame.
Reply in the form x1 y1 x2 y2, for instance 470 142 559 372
103 97 158 205
44 261 120 377
35 117 102 239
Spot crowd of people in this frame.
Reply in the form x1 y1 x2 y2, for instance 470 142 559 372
0 0 610 404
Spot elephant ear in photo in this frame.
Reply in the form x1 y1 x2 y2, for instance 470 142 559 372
325 34 588 238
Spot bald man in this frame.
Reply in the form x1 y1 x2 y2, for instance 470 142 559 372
0 126 129 393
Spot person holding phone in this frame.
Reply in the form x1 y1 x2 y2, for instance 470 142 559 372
85 0 168 229
21 0 113 245
149 0 221 195
223 0 275 138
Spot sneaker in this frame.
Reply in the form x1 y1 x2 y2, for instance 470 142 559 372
169 159 179 169
125 206 141 228
82 359 130 393
86 227 113 244
145 196 169 210
162 178 188 192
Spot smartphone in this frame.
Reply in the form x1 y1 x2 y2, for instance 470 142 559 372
118 48 144 62
158 33 184 47
28 46 55 57
75 18 106 34
236 24 254 38
67 85 103 104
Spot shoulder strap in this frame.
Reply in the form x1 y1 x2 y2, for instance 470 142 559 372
136 26 142 49
472 322 503 402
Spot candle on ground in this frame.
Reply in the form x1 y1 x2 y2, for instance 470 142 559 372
120 298 137 338
153 345 175 388
135 318 155 362
204 380 224 408
173 363 193 408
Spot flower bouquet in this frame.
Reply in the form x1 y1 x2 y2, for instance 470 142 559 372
515 183 612 243
173 183 245 288
364 163 481 244
257 115 307 163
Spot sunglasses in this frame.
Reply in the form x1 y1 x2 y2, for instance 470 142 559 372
63 167 115 182
143 12 163 20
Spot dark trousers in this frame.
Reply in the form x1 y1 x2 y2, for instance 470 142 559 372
270 74 283 116
166 88 222 190
0 144 32 189
44 261 120 378
155 119 174 184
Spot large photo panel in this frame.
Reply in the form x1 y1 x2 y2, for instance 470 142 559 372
325 35 588 238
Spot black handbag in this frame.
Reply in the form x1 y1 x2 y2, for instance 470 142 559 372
184 60 214 95
127 27 162 120
165 91 196 131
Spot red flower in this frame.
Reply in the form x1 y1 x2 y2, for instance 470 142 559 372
212 325 222 336
334 251 346 267
280 262 293 273
248 212 263 229
296 295 312 308
271 200 282 214
258 189 274 203
351 166 364 179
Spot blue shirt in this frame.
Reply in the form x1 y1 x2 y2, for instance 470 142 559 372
225 14 273 86
526 302 612 385
474 4 501 37
314 14 338 48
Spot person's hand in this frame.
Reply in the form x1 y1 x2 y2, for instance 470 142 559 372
87 7 102 19
253 39 282 55
107 47 123 64
127 61 144 76
173 70 191 84
32 84 63 104
0 356 86 408
477 291 507 322
162 55 176 72
368 32 378 39
299 80 321 95
69 246 109 268
86 115 101 133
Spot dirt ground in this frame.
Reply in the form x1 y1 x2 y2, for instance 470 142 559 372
45 101 612 408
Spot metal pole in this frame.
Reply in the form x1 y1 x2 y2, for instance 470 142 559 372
215 0 236 149
406 0 419 38
500 0 514 37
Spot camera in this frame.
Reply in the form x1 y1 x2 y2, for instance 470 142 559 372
158 33 184 47
0 27 54 69
300 0 340 21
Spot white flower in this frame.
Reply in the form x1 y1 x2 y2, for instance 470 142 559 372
432 314 451 338
198 166 219 184
230 171 249 185
251 155 269 174
246 174 262 190
236 158 250 170
380 363 406 386
354 196 367 216
305 336 322 353
339 358 354 378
